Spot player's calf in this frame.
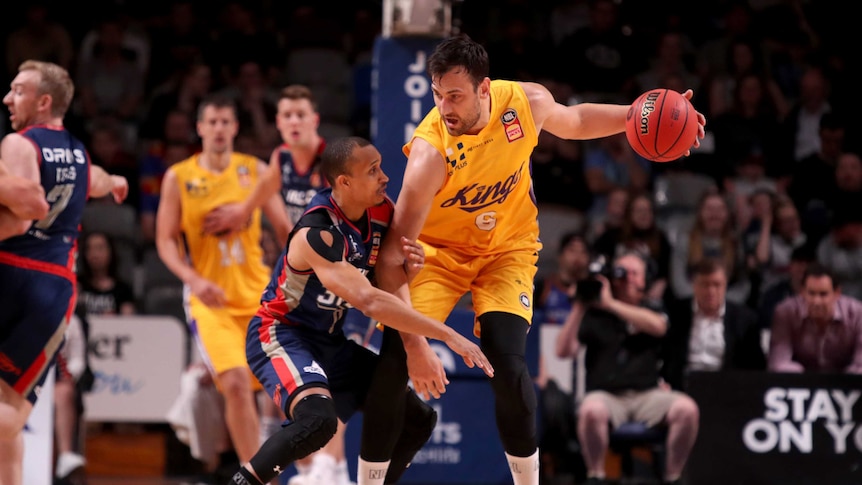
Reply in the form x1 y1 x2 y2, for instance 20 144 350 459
231 394 338 485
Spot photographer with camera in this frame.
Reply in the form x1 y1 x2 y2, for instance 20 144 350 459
555 252 699 485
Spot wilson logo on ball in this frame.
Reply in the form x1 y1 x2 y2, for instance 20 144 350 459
639 91 660 135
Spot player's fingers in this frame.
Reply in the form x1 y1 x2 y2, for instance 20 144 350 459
476 353 494 377
431 380 445 398
682 89 693 99
461 356 475 368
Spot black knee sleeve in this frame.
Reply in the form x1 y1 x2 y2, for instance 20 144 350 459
361 327 410 462
479 312 538 456
385 390 438 484
248 394 338 483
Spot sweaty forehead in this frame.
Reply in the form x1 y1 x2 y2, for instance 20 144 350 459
432 68 472 91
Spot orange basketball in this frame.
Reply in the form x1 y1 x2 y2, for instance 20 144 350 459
625 89 698 162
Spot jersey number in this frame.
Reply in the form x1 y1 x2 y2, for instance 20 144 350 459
34 184 75 230
475 211 497 231
217 238 246 266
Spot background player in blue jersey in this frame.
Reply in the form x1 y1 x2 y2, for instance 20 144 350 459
228 137 493 485
0 60 128 485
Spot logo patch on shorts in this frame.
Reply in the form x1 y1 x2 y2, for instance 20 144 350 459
303 360 327 377
519 292 531 309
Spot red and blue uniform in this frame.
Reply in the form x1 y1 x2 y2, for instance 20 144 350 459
276 142 328 225
0 125 90 403
246 188 392 420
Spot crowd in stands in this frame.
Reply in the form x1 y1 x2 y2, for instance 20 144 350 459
5 0 862 483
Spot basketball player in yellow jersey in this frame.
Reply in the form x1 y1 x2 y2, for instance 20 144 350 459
156 95 290 466
375 34 706 485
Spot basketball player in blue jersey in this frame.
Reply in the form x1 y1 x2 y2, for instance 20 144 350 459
228 137 493 485
0 60 128 485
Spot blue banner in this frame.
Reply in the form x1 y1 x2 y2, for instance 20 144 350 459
371 36 442 201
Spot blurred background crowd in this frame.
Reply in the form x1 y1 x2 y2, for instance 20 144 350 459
5 0 862 484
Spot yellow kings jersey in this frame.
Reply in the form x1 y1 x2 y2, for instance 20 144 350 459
173 153 269 315
404 80 542 256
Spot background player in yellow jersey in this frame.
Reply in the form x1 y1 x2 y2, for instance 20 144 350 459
156 95 290 468
198 85 354 485
376 34 706 485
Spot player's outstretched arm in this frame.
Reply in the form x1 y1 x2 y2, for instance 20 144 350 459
90 164 128 203
293 226 494 378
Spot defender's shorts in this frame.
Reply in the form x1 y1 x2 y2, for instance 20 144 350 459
247 313 379 422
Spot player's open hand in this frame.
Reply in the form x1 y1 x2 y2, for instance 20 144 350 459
407 341 449 400
444 329 495 379
401 236 425 282
202 203 247 236
681 89 707 155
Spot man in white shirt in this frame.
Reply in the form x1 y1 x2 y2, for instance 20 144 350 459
663 259 765 391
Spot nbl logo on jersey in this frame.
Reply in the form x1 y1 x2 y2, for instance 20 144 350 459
501 108 524 143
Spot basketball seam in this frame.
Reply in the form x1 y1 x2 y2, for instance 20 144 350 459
659 96 690 161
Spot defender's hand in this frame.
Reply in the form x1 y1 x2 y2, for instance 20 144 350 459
443 329 494 378
401 236 425 282
406 340 449 400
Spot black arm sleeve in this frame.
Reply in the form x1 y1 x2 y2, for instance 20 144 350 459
306 226 345 263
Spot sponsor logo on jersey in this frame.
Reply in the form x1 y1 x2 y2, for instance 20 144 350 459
440 162 525 212
185 177 209 197
368 231 382 266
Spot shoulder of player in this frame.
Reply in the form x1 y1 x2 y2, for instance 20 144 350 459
0 132 38 163
517 81 555 110
1 131 36 152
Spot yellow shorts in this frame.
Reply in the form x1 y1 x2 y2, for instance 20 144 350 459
409 245 538 337
188 300 262 391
